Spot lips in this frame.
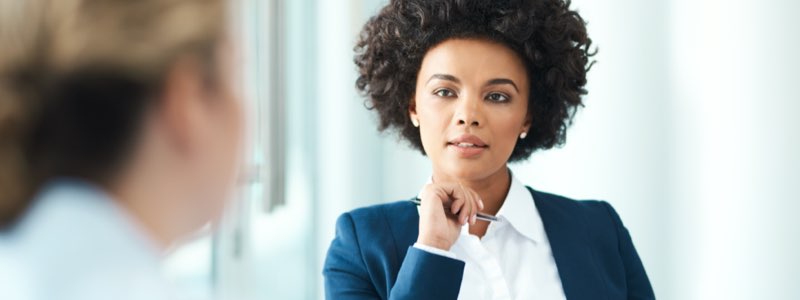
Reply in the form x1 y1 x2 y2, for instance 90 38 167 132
453 142 481 147
447 134 488 157
447 134 487 147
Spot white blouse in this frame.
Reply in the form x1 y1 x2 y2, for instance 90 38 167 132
414 173 567 300
0 180 177 300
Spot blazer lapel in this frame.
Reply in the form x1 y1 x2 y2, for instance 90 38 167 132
528 187 608 300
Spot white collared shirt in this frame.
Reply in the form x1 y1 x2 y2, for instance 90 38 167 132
0 180 178 300
414 174 567 300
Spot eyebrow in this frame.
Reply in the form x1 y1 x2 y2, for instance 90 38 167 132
427 74 519 93
486 78 519 93
426 74 460 84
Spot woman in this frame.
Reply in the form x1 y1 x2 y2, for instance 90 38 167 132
0 0 242 299
323 0 654 299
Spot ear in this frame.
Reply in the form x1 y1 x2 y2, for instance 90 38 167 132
522 112 532 133
408 96 419 124
159 56 206 156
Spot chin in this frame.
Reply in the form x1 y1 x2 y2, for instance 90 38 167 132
190 189 228 220
441 159 498 181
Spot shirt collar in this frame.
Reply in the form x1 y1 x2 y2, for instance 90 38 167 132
496 172 545 243
417 171 545 243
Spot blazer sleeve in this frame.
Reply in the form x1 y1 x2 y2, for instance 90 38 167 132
601 202 656 300
390 246 465 299
323 212 466 300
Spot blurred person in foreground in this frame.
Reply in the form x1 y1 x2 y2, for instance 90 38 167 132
0 0 243 299
323 0 655 299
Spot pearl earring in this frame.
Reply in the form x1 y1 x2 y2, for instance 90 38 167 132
412 118 420 127
520 132 527 139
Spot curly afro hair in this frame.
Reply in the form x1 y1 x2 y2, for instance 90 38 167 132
355 0 595 162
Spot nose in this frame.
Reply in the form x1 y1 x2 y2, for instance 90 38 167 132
454 94 484 127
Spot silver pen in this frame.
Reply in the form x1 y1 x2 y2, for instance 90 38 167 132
409 198 498 222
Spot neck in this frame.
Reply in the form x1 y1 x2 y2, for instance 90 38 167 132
110 186 172 251
432 166 512 216
108 163 186 251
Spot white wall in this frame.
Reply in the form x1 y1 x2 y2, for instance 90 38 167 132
667 0 800 299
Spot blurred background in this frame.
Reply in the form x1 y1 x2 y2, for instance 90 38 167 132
162 0 800 299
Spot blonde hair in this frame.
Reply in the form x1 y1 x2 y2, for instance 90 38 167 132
0 0 228 228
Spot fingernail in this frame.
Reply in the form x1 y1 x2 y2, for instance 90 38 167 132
479 199 484 210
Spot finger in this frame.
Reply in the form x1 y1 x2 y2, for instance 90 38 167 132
475 190 484 211
469 191 477 225
458 185 473 225
450 194 465 215
472 189 483 223
424 185 448 208
462 188 481 225
439 182 465 214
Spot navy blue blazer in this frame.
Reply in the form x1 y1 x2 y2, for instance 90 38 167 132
323 187 655 299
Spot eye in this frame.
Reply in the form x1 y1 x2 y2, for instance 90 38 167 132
434 88 456 98
486 92 510 103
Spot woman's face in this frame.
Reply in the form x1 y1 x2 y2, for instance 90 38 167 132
184 42 244 223
411 38 531 181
